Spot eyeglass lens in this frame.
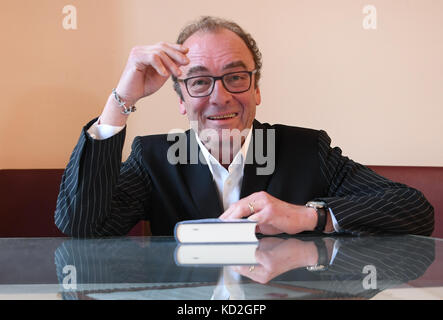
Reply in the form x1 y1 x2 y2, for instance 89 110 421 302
186 71 251 97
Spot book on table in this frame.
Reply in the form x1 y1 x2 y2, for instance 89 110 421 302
174 218 258 244
174 243 258 266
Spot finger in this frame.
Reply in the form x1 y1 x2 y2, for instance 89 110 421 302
219 193 263 220
219 202 239 220
231 265 249 275
149 54 170 77
131 45 186 77
158 51 182 77
233 265 268 284
220 203 247 220
254 248 273 266
227 201 261 220
164 42 189 53
219 207 245 220
247 209 283 235
160 44 190 66
247 212 264 234
247 212 260 222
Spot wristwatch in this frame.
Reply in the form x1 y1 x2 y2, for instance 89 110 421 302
305 201 328 233
306 239 329 272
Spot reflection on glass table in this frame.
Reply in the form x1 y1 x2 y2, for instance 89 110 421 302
0 235 442 300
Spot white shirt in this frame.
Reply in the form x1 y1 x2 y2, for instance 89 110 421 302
87 119 125 140
194 128 252 211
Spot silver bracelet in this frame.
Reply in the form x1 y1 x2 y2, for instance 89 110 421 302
112 88 136 115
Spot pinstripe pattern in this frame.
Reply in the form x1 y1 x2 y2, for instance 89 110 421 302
55 119 434 237
55 120 151 237
310 236 435 298
316 130 434 235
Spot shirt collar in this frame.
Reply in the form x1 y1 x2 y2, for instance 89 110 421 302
195 127 253 176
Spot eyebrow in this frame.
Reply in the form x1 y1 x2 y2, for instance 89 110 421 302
222 61 248 71
186 65 209 77
186 60 248 77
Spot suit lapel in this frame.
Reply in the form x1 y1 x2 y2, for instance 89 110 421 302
180 129 223 218
240 120 274 199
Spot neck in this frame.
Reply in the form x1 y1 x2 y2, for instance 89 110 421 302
194 125 253 169
205 135 245 169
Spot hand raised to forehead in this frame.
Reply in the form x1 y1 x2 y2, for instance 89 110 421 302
115 42 190 106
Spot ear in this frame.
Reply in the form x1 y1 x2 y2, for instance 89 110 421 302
254 86 261 106
179 98 187 115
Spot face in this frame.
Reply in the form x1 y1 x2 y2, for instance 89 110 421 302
178 29 261 145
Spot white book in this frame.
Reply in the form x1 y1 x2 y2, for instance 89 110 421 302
174 243 258 266
174 218 258 243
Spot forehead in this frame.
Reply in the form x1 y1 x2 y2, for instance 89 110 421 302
182 29 255 73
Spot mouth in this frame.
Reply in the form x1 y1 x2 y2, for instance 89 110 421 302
207 112 238 120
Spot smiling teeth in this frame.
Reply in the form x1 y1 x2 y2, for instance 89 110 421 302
208 113 237 120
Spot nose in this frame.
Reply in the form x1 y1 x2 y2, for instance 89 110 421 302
209 78 232 106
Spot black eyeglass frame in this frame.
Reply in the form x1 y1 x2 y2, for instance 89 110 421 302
177 69 257 98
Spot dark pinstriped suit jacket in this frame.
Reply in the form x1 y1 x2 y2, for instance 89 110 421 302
55 119 434 237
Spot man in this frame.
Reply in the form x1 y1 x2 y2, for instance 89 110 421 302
55 16 434 237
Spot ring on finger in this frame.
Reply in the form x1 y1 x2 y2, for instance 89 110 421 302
248 202 255 215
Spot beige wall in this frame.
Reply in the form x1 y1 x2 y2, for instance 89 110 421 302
1 0 442 169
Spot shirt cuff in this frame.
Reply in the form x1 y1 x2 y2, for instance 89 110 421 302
87 119 125 140
324 208 341 234
329 238 341 265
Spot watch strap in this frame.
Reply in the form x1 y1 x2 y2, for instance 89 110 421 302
314 207 327 233
305 201 328 233
306 239 329 271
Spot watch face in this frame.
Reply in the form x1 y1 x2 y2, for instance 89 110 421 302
306 264 328 272
306 201 327 209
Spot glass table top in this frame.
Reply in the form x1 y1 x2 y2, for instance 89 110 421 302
0 234 442 300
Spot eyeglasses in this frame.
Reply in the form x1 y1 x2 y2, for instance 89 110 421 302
178 70 257 98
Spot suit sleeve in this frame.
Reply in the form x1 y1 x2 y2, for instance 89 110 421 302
55 119 151 237
316 130 434 236
310 236 435 299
